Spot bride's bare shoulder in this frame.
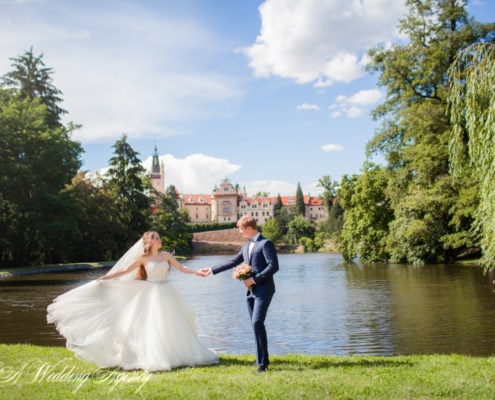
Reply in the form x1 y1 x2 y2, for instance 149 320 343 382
132 256 147 265
159 250 172 260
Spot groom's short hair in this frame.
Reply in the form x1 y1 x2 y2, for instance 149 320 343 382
237 215 257 230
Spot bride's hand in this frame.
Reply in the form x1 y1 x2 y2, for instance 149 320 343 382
197 268 212 277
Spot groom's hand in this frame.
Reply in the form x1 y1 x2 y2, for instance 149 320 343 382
244 277 255 288
198 268 212 277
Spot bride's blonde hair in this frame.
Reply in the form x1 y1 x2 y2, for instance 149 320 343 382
136 231 161 280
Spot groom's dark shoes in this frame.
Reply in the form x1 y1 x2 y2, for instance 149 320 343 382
255 366 268 374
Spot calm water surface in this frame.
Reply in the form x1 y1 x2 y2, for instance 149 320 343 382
1 253 495 356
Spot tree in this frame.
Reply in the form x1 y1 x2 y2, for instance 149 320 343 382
1 47 66 127
286 216 315 245
362 0 494 264
274 206 294 236
317 175 343 236
324 199 344 237
261 218 282 244
151 185 192 255
338 164 393 263
295 182 305 216
274 194 283 217
385 176 456 264
61 172 124 262
107 134 150 247
448 42 495 271
317 175 337 213
0 85 82 266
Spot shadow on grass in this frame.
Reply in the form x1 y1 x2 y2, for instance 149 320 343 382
218 355 415 370
218 358 256 367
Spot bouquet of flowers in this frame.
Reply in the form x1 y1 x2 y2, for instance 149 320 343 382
233 264 252 281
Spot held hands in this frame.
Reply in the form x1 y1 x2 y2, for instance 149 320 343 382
197 268 212 277
195 268 253 288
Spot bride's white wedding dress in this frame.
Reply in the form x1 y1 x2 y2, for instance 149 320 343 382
47 260 218 372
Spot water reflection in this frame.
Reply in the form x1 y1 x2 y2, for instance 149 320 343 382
1 254 495 356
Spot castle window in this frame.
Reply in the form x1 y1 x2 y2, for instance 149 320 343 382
222 200 232 214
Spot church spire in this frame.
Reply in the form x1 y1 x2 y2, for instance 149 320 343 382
151 144 160 175
150 144 165 194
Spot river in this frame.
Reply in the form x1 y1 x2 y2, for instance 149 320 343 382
1 253 495 356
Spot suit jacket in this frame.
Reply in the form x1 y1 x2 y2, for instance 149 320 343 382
211 234 279 296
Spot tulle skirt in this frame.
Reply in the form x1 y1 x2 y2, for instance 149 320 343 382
47 279 219 372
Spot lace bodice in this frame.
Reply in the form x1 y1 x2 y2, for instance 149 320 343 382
145 260 170 282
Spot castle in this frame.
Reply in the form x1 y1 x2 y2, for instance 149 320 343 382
149 147 327 225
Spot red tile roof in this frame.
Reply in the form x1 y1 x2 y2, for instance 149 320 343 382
183 194 212 205
182 193 323 207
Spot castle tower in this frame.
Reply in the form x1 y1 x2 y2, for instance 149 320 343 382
211 177 239 223
150 145 165 194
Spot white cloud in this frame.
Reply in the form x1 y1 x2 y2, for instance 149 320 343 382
330 88 382 118
303 180 325 196
94 153 318 196
346 89 383 105
296 102 320 111
247 180 297 196
141 153 241 194
322 144 344 152
243 0 407 86
0 2 243 143
346 106 364 118
315 53 364 87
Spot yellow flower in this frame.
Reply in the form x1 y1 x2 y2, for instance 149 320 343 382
233 264 252 280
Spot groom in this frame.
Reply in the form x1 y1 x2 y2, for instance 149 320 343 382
199 215 279 373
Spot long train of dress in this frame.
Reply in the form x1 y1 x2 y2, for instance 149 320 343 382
47 261 219 372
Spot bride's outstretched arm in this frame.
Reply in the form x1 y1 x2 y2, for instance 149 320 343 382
97 259 141 281
166 253 202 276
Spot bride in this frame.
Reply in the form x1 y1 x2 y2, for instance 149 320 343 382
47 231 218 372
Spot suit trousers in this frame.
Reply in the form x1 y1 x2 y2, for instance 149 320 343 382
247 290 274 367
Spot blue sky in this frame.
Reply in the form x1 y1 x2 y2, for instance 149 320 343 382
1 0 493 196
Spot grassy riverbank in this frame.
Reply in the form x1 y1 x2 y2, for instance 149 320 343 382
0 261 114 278
0 256 188 278
1 345 494 399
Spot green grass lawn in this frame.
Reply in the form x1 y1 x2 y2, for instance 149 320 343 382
1 344 495 399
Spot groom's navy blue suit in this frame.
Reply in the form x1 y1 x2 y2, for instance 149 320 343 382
212 234 279 368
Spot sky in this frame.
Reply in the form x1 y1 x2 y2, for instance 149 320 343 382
0 0 493 196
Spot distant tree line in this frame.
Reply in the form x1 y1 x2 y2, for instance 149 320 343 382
0 48 193 267
330 0 495 271
266 1 495 272
2 1 495 272
0 47 325 266
187 223 237 233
